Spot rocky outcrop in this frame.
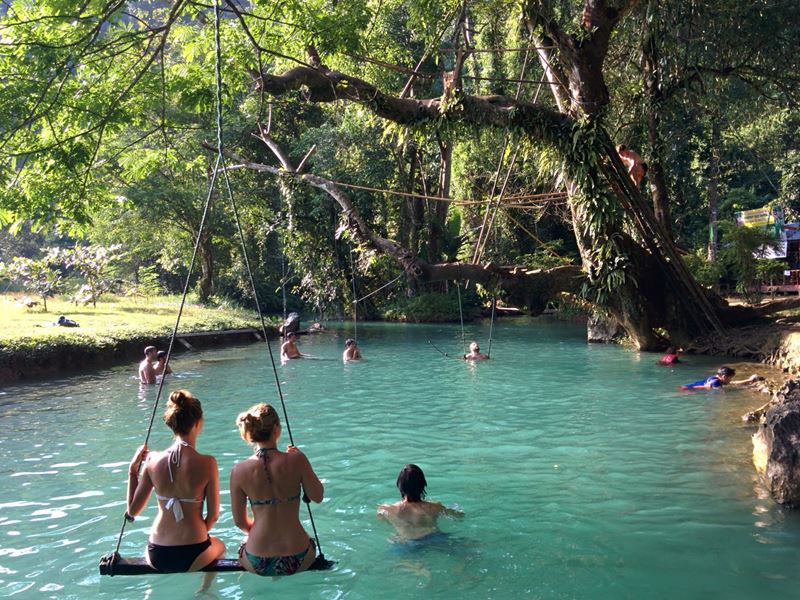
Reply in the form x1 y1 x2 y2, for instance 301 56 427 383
752 380 800 507
587 313 625 344
772 330 800 375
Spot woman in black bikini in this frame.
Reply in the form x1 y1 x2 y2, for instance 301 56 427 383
127 390 225 592
230 403 324 576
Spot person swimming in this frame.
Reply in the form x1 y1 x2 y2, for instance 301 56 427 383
658 346 680 366
280 332 304 360
680 366 761 390
377 464 463 541
343 338 362 362
464 341 489 361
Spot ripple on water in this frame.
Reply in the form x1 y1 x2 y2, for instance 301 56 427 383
0 321 798 600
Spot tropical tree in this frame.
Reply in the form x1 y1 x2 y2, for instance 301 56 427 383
0 253 62 311
1 0 798 348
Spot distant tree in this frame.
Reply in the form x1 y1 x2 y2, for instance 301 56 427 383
58 244 124 307
0 253 62 311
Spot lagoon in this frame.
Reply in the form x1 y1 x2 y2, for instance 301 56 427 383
1 319 798 599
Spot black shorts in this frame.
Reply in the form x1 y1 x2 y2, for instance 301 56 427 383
147 538 211 573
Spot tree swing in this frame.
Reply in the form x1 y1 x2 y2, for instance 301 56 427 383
99 0 332 577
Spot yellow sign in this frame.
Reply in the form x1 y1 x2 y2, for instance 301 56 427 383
737 206 777 228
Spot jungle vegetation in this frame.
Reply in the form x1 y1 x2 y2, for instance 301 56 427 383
0 0 798 348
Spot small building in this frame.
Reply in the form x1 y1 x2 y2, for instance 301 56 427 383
760 222 800 295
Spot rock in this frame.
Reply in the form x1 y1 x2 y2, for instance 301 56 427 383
587 313 625 344
752 379 800 507
278 312 300 336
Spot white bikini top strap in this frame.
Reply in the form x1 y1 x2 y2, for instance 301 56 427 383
167 440 189 483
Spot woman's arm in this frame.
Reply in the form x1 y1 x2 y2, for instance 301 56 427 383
127 445 153 517
204 457 221 531
229 466 253 534
289 447 324 503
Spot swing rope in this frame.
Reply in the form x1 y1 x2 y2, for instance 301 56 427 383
106 0 326 567
354 272 404 304
109 152 220 561
456 281 466 357
349 245 358 342
210 0 324 557
486 296 496 359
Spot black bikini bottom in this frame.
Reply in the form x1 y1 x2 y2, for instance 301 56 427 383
147 538 211 573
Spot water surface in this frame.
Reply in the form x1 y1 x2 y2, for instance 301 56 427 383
0 319 797 599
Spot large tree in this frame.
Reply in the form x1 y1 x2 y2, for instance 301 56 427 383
1 0 797 348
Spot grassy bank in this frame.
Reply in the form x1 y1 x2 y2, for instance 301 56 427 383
0 293 270 381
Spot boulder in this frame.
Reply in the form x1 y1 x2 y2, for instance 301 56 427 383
752 379 800 507
587 313 625 344
278 312 301 336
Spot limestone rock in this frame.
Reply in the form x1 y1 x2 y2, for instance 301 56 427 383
587 313 625 344
752 379 800 507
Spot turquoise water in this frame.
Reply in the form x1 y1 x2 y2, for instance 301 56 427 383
1 319 798 599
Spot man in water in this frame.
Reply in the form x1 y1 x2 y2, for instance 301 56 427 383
280 332 304 360
154 350 173 377
343 338 362 362
377 464 463 541
138 346 157 384
464 341 489 361
680 366 761 390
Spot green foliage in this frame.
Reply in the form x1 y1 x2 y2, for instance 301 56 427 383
57 244 125 307
383 288 482 322
683 252 725 289
132 265 166 297
717 221 779 302
518 240 576 271
755 258 787 286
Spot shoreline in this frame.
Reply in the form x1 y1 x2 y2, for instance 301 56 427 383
0 328 270 384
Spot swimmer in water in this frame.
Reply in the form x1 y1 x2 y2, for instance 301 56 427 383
658 346 680 366
139 346 157 384
280 332 304 360
464 341 489 361
680 366 761 390
377 464 462 541
342 338 362 362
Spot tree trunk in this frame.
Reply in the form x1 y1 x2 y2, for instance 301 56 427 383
707 120 721 263
641 3 673 239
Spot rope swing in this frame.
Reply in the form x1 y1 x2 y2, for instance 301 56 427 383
100 0 331 576
486 296 496 359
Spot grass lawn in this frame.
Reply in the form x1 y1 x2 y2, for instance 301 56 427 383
0 293 268 351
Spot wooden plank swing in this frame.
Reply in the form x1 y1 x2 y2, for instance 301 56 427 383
99 552 334 576
98 0 332 578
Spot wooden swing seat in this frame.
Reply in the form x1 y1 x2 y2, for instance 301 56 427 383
99 552 334 576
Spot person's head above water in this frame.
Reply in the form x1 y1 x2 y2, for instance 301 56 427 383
285 332 296 340
156 350 167 362
236 403 280 443
396 464 428 502
164 389 203 436
345 338 356 348
469 341 480 353
717 366 736 378
144 345 156 358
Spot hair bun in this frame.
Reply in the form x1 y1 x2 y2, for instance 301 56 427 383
169 389 191 407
